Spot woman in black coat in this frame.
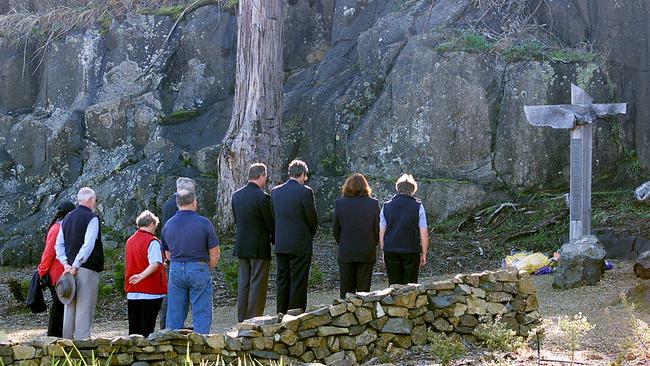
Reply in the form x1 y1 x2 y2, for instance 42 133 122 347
333 173 380 298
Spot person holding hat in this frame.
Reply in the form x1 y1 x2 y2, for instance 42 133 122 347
37 201 75 337
124 210 167 337
55 187 104 339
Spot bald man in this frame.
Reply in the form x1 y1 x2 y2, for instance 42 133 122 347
55 187 104 339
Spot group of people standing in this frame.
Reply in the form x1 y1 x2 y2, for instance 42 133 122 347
36 159 429 339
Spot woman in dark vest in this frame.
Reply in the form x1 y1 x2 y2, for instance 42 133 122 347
333 173 380 298
124 210 167 337
37 201 76 337
380 174 429 285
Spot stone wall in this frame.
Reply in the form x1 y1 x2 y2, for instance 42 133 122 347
0 269 540 365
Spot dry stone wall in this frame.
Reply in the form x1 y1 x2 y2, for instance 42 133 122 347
0 269 540 365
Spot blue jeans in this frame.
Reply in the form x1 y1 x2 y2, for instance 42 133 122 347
166 261 212 334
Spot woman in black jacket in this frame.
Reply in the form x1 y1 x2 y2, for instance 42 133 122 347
333 173 380 298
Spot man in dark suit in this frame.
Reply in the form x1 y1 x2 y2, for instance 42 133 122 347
232 163 274 322
271 160 319 314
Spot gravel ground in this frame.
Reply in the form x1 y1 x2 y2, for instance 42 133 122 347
1 259 647 364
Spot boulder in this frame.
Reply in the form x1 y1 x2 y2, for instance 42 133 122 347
624 280 650 314
553 235 606 289
634 251 650 279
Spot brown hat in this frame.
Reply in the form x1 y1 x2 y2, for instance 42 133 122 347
55 272 76 305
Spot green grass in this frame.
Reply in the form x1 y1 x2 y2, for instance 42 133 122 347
136 5 185 20
434 31 598 65
161 109 201 124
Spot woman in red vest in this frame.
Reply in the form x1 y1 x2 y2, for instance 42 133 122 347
124 210 167 337
38 201 76 337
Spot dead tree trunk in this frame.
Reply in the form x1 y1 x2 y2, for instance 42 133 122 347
217 0 284 228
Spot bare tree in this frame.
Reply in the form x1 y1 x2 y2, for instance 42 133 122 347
217 0 284 228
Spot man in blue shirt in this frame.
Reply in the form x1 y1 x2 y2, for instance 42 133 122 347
159 177 195 329
162 189 220 334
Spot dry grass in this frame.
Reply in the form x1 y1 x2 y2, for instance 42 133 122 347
0 0 230 76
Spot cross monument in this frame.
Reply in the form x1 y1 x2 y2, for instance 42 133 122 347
524 84 627 240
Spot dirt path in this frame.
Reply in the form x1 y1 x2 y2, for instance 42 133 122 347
2 261 646 364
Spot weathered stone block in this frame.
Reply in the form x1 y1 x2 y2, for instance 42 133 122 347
329 303 348 317
205 335 225 350
252 337 274 351
384 306 409 317
331 313 358 327
466 297 487 315
12 346 36 360
487 302 507 315
327 336 340 352
338 336 356 350
324 350 345 364
278 330 298 346
297 329 317 340
299 314 332 330
354 307 373 325
354 345 369 362
300 350 315 363
260 323 283 337
355 329 377 347
382 318 413 334
317 326 348 337
434 318 453 332
412 325 428 346
304 336 324 348
392 290 418 308
288 341 305 356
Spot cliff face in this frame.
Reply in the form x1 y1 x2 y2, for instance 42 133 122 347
0 0 646 265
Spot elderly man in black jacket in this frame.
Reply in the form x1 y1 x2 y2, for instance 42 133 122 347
231 163 274 322
271 160 319 314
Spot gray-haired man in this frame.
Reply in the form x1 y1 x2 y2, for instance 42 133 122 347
55 187 104 339
159 177 196 329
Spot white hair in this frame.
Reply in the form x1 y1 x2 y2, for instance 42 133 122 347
77 187 96 203
176 177 196 192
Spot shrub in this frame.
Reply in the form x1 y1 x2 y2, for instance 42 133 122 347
557 313 593 366
113 262 125 296
427 331 465 366
474 318 525 352
7 278 29 304
219 259 239 295
308 261 324 288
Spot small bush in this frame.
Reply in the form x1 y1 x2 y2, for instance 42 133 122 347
308 261 324 288
219 259 239 295
557 313 593 365
474 318 525 352
7 278 29 304
427 331 465 366
113 262 125 296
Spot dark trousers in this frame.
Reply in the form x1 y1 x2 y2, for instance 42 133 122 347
276 253 311 314
128 298 163 337
384 252 420 285
339 262 373 299
47 285 64 337
237 257 271 322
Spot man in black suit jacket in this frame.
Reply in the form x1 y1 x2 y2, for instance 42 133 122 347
231 163 274 322
271 160 318 313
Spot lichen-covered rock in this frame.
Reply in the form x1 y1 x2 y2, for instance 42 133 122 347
634 251 650 279
553 235 606 289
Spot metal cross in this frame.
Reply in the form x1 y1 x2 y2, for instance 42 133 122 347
524 84 627 241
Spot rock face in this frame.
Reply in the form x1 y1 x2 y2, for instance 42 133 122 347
553 236 607 289
0 0 648 264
